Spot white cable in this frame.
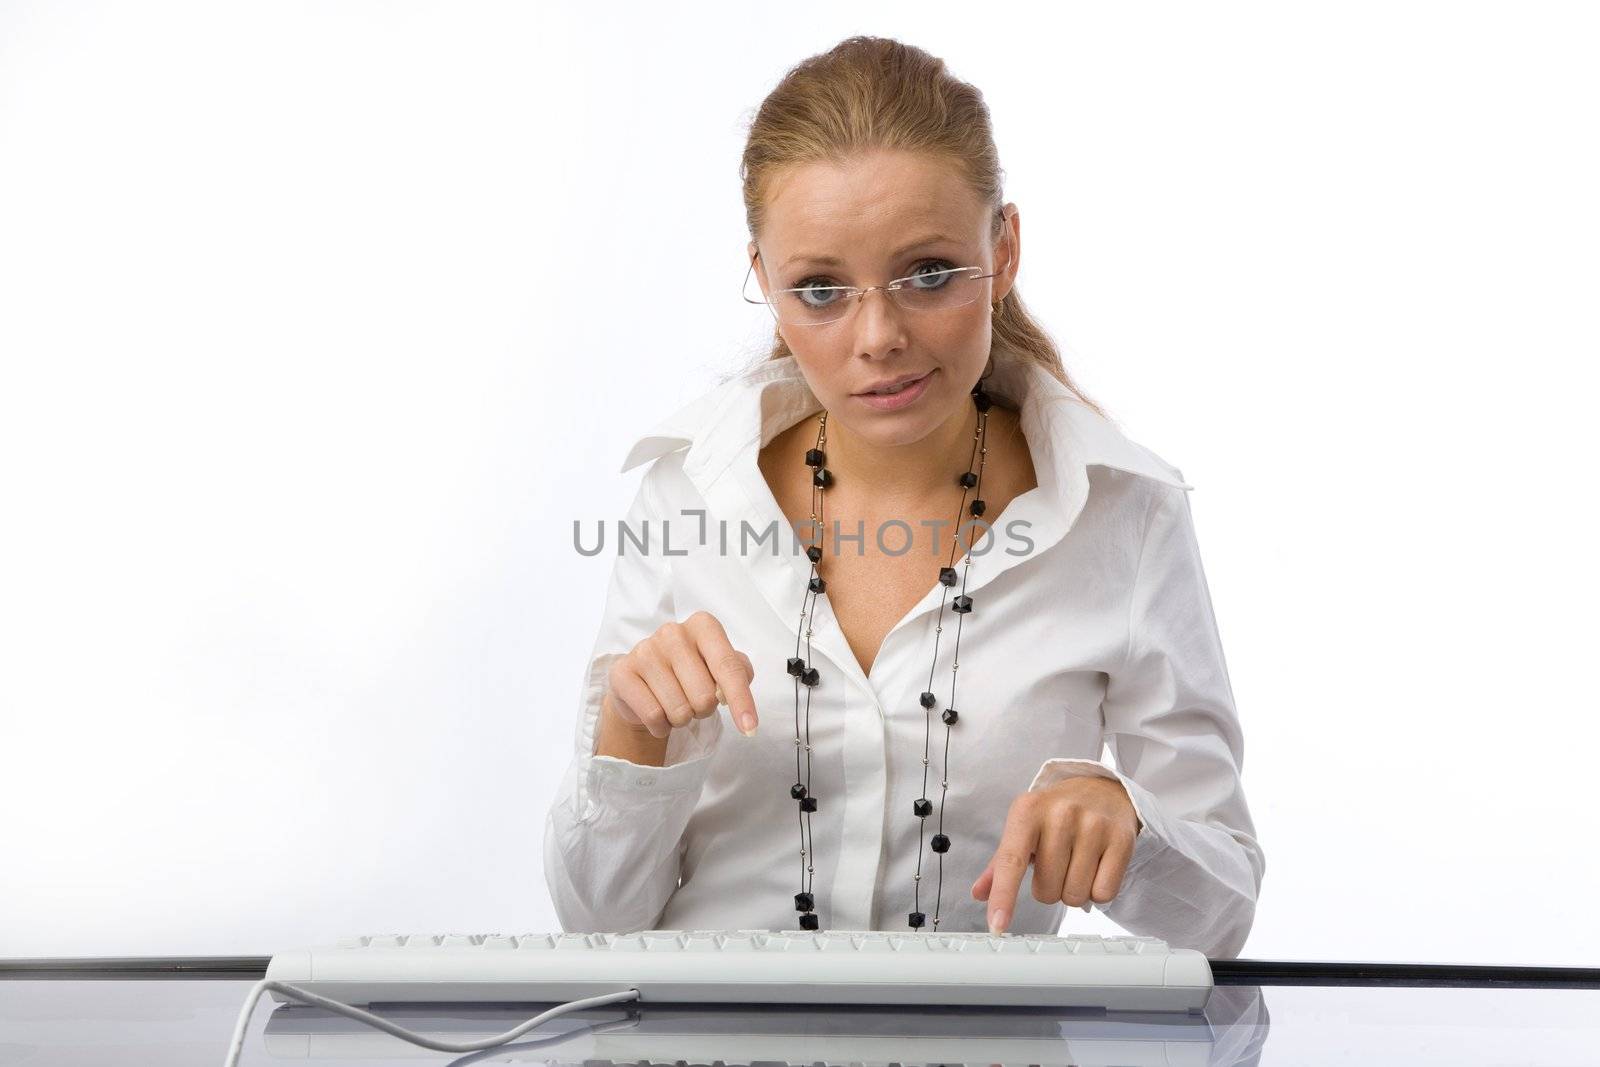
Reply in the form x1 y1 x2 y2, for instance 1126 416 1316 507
222 979 641 1065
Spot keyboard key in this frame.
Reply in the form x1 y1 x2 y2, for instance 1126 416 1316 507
643 933 685 950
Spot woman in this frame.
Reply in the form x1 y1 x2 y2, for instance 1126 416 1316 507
543 36 1264 958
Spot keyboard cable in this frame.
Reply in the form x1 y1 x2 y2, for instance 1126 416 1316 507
222 979 642 1065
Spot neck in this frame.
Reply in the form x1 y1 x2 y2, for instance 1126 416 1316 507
818 398 981 502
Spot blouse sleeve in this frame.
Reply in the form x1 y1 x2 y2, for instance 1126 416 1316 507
1028 482 1265 958
542 459 725 933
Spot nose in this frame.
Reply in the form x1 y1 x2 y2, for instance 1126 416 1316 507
848 286 911 352
851 284 908 326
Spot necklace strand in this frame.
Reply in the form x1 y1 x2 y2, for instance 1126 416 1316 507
788 376 994 930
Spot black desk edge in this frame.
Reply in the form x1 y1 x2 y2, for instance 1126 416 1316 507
1 957 1597 989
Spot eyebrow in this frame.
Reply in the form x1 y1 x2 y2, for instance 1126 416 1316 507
780 233 960 270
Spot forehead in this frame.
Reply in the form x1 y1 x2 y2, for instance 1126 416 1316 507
762 150 985 251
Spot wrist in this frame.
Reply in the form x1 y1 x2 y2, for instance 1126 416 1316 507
595 691 670 766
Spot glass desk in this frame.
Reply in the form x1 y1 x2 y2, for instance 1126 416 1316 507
2 955 1597 1065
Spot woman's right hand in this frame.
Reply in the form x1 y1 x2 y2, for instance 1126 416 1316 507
603 611 759 740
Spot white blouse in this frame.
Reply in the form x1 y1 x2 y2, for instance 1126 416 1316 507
543 349 1265 958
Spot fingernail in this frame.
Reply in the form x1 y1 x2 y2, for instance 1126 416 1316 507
715 686 727 706
739 713 757 736
988 908 1008 935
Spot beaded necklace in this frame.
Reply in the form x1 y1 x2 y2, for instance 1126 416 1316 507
786 364 997 931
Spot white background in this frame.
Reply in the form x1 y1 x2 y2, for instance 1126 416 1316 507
1 1 1595 964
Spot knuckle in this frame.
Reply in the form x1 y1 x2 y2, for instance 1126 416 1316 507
995 848 1029 872
1077 815 1111 839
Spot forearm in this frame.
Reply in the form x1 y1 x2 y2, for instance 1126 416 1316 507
542 772 679 934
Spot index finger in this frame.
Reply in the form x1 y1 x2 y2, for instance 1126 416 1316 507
687 612 758 735
985 796 1042 935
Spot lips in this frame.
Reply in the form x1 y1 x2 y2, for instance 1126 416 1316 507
856 370 933 396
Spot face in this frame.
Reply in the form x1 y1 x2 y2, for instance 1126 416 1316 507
748 149 1021 449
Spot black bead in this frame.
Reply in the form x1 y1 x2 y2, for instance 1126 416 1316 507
930 833 950 853
786 656 805 677
908 911 926 928
800 913 819 930
919 691 936 709
800 796 818 813
942 708 960 725
790 782 807 799
938 566 958 587
913 798 932 817
805 448 825 468
795 891 814 912
808 575 827 594
813 467 833 489
959 471 978 488
973 391 992 412
806 544 822 563
801 666 820 687
952 595 973 614
970 498 986 517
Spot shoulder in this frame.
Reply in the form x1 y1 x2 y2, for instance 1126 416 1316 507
617 358 792 476
617 391 721 476
1061 401 1190 487
1026 398 1194 530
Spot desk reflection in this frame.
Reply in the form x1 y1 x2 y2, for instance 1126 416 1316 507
261 984 1269 1065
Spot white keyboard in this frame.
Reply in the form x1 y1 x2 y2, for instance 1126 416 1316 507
265 929 1213 1012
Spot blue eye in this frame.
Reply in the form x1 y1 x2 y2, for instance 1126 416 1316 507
904 260 961 289
791 260 958 306
794 279 846 309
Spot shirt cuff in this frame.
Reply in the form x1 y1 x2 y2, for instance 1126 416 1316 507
576 652 724 813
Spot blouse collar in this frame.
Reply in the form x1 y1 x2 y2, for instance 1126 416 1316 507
616 347 1194 508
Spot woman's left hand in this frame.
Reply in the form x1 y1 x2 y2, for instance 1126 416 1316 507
971 776 1142 935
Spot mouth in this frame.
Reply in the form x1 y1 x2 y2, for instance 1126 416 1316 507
854 369 935 397
853 368 937 411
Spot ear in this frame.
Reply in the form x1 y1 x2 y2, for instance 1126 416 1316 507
993 204 1021 303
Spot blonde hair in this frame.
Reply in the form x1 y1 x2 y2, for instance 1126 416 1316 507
734 34 1109 420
